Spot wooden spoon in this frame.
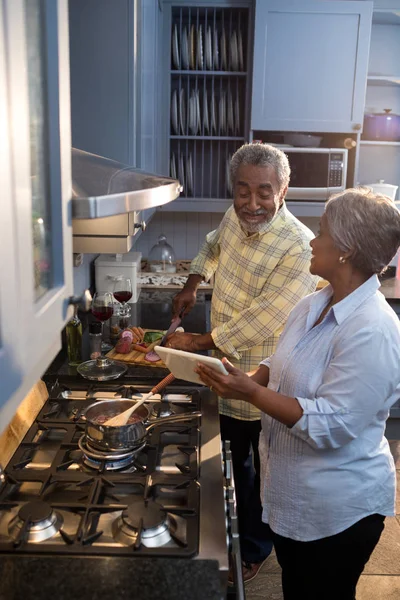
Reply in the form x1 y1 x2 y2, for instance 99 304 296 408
103 372 176 427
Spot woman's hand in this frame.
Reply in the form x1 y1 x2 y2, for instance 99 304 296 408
195 358 259 401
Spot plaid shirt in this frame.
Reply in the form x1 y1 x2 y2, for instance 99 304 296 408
190 204 318 421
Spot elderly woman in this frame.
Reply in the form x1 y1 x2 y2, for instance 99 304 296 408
196 188 400 600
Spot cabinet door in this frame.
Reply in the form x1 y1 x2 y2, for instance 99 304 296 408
0 0 73 427
251 0 373 133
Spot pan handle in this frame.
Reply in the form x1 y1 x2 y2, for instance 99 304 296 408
145 411 201 433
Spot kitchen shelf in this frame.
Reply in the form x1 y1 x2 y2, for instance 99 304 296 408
171 70 247 76
372 10 400 26
360 141 400 147
170 135 244 140
367 75 400 86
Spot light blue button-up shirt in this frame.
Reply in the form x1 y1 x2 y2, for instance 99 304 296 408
259 275 400 541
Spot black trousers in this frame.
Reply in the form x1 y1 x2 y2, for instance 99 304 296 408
220 414 273 563
270 513 385 600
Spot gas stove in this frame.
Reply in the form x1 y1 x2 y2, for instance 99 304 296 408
0 379 229 590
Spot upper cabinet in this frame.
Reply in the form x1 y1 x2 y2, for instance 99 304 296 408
0 0 74 430
251 0 373 134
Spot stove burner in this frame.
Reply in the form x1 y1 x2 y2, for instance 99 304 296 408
8 501 63 543
112 499 176 548
78 435 145 471
151 402 175 418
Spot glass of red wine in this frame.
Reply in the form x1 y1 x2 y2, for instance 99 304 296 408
91 291 114 353
113 277 132 316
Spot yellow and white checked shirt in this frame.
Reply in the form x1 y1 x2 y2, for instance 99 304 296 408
190 204 318 421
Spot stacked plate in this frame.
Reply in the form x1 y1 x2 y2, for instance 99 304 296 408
171 24 244 72
226 154 233 196
171 88 240 137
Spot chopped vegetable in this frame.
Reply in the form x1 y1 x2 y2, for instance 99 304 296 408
145 350 161 362
143 331 164 344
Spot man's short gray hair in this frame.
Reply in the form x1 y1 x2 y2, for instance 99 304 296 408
230 143 291 192
325 187 400 274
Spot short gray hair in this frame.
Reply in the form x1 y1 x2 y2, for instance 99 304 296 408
230 143 291 192
325 187 400 274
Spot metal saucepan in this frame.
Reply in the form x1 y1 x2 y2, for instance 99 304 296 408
82 399 201 450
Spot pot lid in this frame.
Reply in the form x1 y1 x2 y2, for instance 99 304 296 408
71 148 182 219
77 357 128 381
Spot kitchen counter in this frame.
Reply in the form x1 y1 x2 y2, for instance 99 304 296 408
379 277 400 302
0 557 222 600
45 289 211 382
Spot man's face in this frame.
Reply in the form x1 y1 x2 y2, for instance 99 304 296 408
233 164 287 233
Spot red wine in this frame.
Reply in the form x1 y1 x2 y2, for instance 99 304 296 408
92 306 113 322
114 290 133 303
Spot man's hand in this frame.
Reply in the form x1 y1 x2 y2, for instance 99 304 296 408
166 331 216 352
172 274 203 318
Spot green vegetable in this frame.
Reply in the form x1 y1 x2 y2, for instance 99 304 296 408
143 331 164 344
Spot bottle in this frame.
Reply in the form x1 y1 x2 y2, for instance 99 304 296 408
66 306 82 366
89 321 102 360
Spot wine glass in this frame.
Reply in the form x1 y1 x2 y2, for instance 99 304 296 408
91 291 114 352
113 277 132 316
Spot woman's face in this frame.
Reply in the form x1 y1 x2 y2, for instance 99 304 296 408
309 214 342 279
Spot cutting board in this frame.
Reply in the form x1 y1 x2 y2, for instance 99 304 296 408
106 329 167 367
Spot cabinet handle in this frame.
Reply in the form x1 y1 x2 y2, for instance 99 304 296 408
134 221 147 232
352 123 362 131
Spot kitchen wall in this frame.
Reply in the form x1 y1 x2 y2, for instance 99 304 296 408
134 212 224 260
133 210 319 260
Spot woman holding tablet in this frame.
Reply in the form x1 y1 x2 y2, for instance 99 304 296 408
195 188 400 600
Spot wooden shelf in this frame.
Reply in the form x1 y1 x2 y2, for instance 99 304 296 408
170 135 244 140
171 70 247 76
367 75 400 87
360 141 400 147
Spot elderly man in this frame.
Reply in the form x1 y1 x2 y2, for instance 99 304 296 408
168 143 318 583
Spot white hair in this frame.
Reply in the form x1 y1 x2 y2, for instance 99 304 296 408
230 143 291 192
325 187 400 274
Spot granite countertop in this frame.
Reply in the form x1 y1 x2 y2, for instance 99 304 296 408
0 557 222 600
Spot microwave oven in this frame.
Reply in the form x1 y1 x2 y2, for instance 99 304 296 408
276 147 348 201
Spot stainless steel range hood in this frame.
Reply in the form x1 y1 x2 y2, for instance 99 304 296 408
71 148 182 219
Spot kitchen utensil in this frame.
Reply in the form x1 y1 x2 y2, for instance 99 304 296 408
205 26 212 70
197 25 203 69
171 89 178 134
179 88 186 135
83 398 201 450
181 26 189 69
172 24 180 69
221 27 227 70
77 356 128 381
238 29 244 71
158 306 186 348
104 372 175 426
283 133 322 147
190 25 196 69
149 234 176 273
365 180 398 201
362 109 400 142
213 27 219 70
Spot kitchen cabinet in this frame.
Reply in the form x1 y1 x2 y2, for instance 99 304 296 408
68 0 163 236
251 0 373 134
357 8 400 199
159 0 252 213
0 0 74 430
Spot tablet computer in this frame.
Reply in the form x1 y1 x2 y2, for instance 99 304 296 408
154 346 228 385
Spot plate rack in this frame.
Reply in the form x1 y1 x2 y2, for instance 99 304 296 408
169 5 250 201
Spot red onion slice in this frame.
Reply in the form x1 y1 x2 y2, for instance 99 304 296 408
145 351 161 362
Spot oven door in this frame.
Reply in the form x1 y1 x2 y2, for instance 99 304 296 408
223 440 245 600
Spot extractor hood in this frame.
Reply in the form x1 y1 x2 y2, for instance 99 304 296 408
71 148 182 219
